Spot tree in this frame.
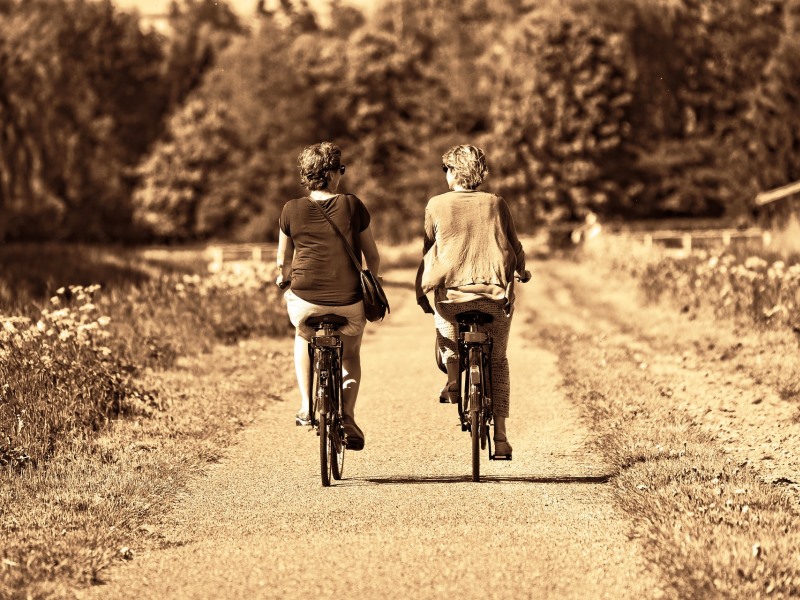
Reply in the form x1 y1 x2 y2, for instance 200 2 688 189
485 0 640 225
133 99 251 240
0 0 169 241
733 0 800 212
132 16 321 241
635 0 784 218
163 0 246 109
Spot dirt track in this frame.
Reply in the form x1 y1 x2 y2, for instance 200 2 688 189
80 267 664 600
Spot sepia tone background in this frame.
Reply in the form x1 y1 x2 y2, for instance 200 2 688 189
3 2 800 599
2 0 799 245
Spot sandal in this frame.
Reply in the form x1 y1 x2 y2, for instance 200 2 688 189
439 381 459 404
342 416 365 451
493 439 513 457
295 409 311 426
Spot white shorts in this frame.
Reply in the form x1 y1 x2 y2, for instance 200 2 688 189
284 289 366 339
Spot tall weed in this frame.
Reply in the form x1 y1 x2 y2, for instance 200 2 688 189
0 246 290 470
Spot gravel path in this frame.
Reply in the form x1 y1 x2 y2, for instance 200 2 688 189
81 270 661 600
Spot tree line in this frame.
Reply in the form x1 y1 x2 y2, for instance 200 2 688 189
1 0 799 243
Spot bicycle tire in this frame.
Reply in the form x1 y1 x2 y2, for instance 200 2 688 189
471 407 480 482
320 412 331 487
330 414 344 480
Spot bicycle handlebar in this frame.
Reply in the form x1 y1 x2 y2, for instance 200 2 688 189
277 280 290 290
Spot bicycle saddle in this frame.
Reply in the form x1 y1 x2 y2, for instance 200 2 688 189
305 314 349 328
456 310 494 325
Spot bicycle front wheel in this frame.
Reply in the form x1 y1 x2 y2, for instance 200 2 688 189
319 412 331 487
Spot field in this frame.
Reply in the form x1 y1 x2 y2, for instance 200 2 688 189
2 235 800 598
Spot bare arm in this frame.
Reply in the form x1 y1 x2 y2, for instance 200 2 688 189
359 226 381 276
276 230 294 285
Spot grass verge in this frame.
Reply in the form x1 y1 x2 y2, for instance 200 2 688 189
529 266 800 598
0 244 293 599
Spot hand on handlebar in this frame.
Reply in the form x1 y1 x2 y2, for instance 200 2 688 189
516 269 532 283
276 275 290 289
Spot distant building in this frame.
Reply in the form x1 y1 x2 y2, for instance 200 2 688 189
754 180 800 229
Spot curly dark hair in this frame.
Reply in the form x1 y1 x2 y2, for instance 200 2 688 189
297 142 342 191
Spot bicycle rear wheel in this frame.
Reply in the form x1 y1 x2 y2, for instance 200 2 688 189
319 412 331 487
471 408 480 482
330 414 345 480
468 348 482 482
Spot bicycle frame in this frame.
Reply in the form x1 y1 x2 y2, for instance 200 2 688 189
457 324 493 430
307 327 342 422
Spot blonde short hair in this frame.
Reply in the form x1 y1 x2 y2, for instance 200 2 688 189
298 142 342 191
442 144 488 189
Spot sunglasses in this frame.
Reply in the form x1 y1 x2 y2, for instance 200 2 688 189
334 165 346 175
442 164 452 173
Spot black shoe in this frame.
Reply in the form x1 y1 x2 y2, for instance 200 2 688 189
342 417 365 451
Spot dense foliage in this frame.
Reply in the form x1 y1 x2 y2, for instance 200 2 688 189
1 0 799 242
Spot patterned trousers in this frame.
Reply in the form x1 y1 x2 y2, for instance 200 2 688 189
433 298 513 418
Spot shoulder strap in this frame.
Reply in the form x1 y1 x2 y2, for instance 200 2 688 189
308 197 363 273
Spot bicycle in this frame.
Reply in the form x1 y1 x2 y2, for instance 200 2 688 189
303 313 349 487
451 310 507 482
452 275 529 482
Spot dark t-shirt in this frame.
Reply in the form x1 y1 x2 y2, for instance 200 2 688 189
279 193 371 306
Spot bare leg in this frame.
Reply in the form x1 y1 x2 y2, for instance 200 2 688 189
294 332 311 414
340 330 364 419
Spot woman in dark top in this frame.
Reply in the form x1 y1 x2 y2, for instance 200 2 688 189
276 142 381 450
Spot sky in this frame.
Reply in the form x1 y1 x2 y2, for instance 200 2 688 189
113 0 372 18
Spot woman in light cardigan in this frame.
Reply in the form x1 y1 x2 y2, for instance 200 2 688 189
415 144 529 456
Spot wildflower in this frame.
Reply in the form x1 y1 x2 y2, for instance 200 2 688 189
97 316 111 326
744 256 768 270
59 329 72 341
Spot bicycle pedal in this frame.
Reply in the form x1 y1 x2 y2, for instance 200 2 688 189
490 453 512 461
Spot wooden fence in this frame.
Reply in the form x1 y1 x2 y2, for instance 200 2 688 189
628 228 771 255
205 244 277 267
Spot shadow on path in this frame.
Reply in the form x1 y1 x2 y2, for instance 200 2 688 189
343 473 615 486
